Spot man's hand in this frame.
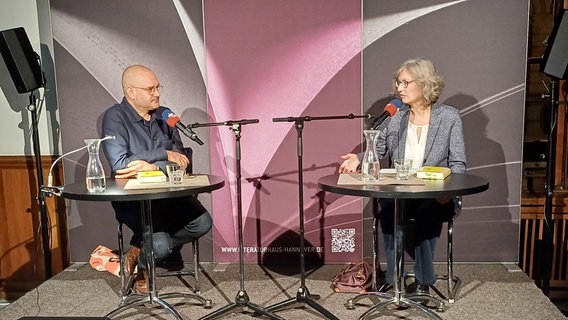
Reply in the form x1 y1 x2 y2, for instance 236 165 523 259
115 160 157 179
339 153 360 173
166 150 190 168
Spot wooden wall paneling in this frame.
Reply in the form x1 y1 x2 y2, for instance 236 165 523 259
520 196 568 297
0 156 68 300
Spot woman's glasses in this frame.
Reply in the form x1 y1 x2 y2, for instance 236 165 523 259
395 80 415 88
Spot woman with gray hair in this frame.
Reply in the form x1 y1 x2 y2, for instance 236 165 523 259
339 58 466 294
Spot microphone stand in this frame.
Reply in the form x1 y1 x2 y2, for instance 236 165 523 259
542 77 560 296
28 91 52 279
191 119 284 320
264 113 369 319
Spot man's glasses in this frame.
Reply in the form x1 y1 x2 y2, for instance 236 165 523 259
131 85 163 95
395 80 416 88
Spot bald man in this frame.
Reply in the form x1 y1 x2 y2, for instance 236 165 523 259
102 65 212 294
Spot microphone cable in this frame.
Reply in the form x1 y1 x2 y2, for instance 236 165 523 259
47 136 115 187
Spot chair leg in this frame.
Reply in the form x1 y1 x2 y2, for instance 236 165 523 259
154 239 203 294
193 239 200 294
430 219 461 303
156 238 212 308
118 223 211 307
117 222 136 301
118 222 124 291
445 219 461 303
404 220 461 303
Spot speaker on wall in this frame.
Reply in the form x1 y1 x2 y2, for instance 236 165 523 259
541 9 568 80
0 27 45 93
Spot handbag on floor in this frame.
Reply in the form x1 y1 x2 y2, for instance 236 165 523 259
89 244 120 277
331 258 373 294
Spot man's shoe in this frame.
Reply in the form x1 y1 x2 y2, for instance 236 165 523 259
124 246 140 277
134 270 148 294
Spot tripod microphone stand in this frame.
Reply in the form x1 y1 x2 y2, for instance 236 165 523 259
191 119 284 320
265 113 369 319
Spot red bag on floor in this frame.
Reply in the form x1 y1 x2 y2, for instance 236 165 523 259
89 244 120 277
331 258 373 294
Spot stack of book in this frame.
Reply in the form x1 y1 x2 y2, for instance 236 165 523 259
416 166 451 180
137 170 166 183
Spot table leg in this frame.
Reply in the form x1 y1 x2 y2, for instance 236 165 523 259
393 199 405 305
106 199 184 319
354 199 445 320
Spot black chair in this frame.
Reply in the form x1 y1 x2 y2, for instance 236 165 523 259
116 223 210 304
346 198 462 311
435 197 462 303
116 147 211 307
404 197 463 303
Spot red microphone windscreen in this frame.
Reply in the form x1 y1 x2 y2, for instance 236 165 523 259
166 115 180 128
384 103 399 116
166 114 180 128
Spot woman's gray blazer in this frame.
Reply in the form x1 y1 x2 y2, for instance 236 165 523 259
376 101 466 173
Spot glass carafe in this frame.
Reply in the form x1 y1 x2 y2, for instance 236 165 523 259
361 129 380 182
84 138 106 192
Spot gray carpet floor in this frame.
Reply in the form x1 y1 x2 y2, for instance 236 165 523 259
0 262 566 320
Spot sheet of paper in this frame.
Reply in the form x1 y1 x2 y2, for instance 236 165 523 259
124 174 210 190
337 173 425 186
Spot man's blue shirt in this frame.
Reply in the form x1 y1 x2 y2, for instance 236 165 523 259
101 97 185 176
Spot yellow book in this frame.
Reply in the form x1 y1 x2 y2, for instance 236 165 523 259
416 166 451 180
137 170 166 183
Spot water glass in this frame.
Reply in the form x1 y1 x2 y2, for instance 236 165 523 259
394 159 413 180
166 163 183 185
170 169 184 185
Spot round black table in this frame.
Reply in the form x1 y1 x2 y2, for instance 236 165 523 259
318 173 488 320
318 173 488 199
60 175 225 201
54 175 225 320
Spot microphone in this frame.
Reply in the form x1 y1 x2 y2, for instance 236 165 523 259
369 98 402 130
159 107 204 145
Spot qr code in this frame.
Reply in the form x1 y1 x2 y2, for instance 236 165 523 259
331 228 356 253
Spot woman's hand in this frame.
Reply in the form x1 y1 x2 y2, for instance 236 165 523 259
115 160 157 179
339 153 360 173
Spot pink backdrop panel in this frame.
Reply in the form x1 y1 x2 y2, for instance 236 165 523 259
204 0 363 263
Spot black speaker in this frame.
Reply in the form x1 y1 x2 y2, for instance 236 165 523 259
541 9 568 79
0 27 45 93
